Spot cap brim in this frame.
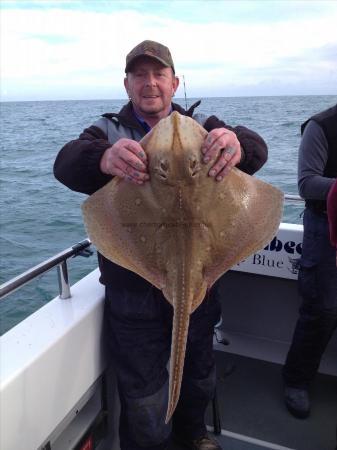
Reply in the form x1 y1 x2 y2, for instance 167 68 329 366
125 54 172 73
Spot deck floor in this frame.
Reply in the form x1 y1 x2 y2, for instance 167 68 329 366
199 351 337 450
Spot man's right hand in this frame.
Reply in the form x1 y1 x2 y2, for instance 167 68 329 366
100 138 149 185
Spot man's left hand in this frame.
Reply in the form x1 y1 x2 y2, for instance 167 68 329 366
201 128 242 181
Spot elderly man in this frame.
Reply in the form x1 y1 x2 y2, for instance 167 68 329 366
54 40 268 450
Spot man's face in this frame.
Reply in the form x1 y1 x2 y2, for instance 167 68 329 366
124 57 179 120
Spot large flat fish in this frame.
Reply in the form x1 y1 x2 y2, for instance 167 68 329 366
81 111 284 422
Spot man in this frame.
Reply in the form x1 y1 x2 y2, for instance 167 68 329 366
54 40 268 450
283 104 337 419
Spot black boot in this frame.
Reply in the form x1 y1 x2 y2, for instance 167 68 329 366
284 386 310 419
173 433 222 450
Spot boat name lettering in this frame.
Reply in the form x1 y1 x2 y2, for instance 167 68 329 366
253 254 284 268
264 236 302 255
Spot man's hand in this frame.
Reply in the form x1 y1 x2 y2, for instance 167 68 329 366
100 138 149 185
201 128 242 181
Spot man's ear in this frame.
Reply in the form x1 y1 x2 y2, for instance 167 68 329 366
173 76 180 94
124 77 129 96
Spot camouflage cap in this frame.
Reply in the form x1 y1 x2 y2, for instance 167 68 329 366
125 40 175 73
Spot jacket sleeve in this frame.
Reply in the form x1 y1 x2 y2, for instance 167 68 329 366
203 115 268 175
297 120 335 200
53 125 113 195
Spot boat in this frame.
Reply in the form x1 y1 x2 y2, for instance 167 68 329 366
1 195 336 450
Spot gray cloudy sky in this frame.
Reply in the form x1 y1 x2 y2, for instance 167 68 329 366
1 0 337 101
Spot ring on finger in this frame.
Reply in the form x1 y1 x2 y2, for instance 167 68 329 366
223 146 236 156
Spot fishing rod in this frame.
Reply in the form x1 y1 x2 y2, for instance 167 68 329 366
183 75 188 110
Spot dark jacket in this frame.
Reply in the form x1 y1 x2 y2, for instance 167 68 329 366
301 104 337 214
54 101 268 287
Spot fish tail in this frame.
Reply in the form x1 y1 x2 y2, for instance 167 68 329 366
165 307 190 423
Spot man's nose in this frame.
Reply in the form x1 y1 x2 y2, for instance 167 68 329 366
145 73 157 86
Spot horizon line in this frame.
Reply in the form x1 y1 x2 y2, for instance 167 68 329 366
1 93 337 104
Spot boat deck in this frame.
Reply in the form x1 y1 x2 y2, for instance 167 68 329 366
181 351 337 450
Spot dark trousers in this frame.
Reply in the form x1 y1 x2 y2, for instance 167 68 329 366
283 208 337 388
105 283 221 450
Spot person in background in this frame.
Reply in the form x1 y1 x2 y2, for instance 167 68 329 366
283 104 337 419
327 179 337 450
54 40 268 450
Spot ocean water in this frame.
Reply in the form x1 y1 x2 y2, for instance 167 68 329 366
1 95 336 334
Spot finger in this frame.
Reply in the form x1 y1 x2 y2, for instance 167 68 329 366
118 169 149 185
113 168 148 185
116 145 147 171
124 141 148 164
208 147 236 178
116 159 150 182
125 174 148 185
215 161 235 181
111 167 127 179
202 139 223 163
224 146 241 167
222 146 236 160
202 129 226 154
122 152 148 173
202 132 232 163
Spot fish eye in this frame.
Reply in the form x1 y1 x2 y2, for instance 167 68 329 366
189 158 200 177
160 161 169 171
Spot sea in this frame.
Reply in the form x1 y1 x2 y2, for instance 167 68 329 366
1 95 336 335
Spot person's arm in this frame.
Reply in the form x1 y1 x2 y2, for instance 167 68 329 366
327 181 337 242
327 181 337 266
203 115 268 175
53 125 113 195
298 120 335 200
54 122 149 193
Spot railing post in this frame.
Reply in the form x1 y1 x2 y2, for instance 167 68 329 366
0 239 92 301
57 260 71 299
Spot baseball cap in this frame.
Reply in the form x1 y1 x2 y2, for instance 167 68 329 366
125 40 175 73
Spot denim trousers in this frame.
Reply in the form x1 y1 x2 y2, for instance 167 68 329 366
283 208 337 388
105 282 221 450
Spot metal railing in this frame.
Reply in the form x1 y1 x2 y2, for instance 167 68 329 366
284 194 303 202
0 239 93 301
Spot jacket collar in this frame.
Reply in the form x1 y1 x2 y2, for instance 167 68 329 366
102 100 201 131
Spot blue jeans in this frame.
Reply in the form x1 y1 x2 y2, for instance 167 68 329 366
105 283 221 450
283 208 337 388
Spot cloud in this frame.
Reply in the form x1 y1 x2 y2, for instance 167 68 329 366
1 1 337 100
25 34 77 45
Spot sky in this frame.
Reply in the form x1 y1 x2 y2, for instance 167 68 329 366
1 0 337 101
